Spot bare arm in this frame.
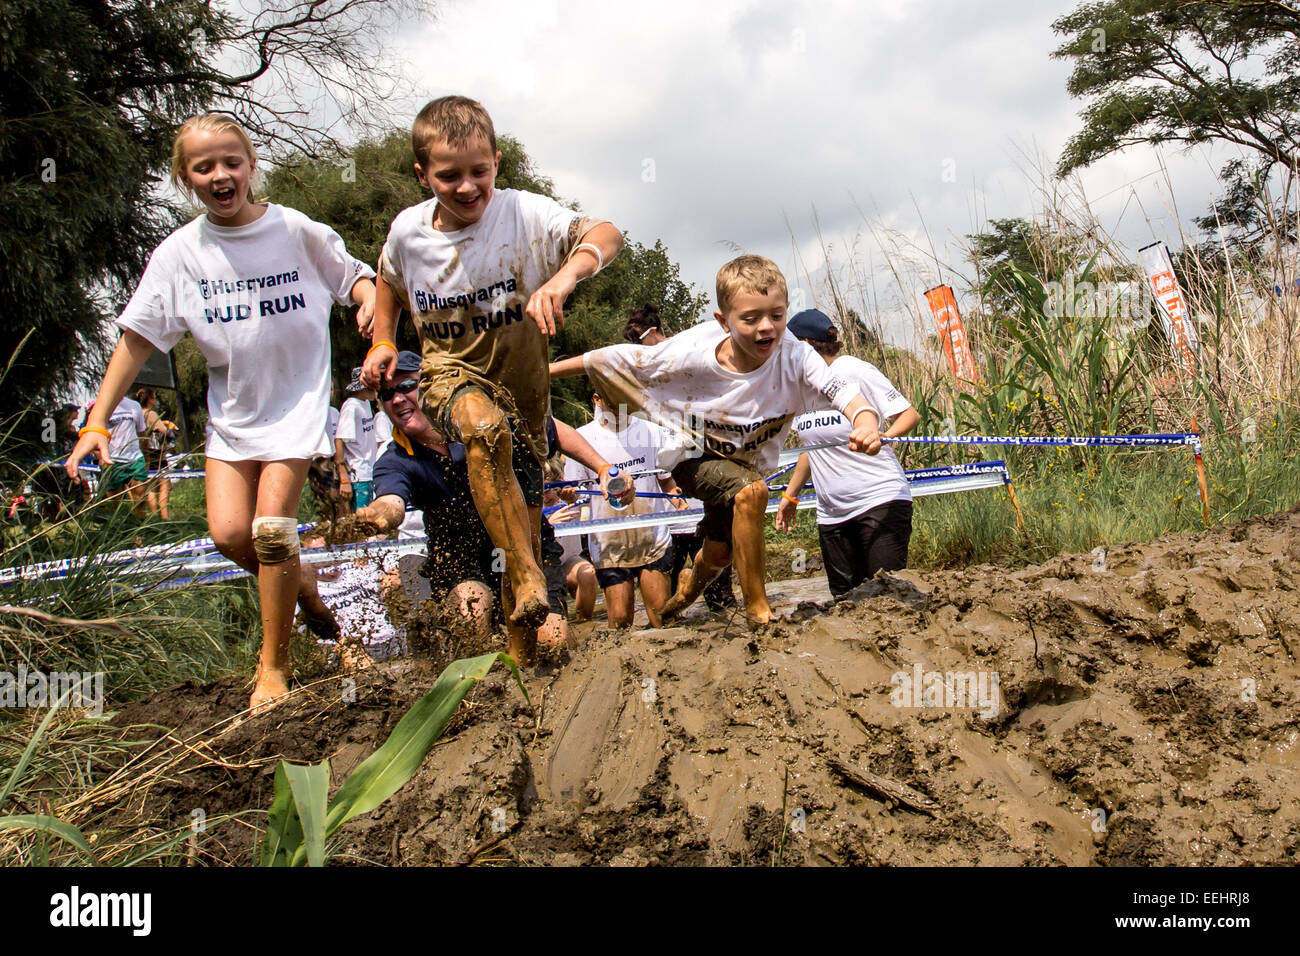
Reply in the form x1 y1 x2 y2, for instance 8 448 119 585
775 453 811 532
526 221 625 335
549 355 586 379
361 271 401 387
350 276 377 338
554 419 633 506
884 406 920 438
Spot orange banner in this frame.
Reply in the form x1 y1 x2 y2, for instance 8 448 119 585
924 285 978 392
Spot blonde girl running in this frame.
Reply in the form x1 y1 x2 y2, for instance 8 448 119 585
67 113 376 713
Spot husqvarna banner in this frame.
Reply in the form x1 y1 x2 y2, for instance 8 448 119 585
924 285 978 392
1138 242 1199 375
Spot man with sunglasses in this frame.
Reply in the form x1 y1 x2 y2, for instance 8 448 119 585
352 351 501 636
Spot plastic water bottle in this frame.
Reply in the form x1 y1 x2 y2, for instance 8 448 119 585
605 466 630 510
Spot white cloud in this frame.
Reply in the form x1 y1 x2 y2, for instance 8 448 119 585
390 0 1243 346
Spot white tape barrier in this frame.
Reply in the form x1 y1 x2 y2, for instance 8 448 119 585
9 460 1012 591
0 523 316 586
550 460 1011 537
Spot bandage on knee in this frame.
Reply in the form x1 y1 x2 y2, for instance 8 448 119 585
251 516 301 564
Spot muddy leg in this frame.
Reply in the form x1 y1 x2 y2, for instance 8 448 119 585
249 461 311 713
730 480 774 625
500 504 545 665
451 391 549 631
638 567 672 628
659 539 730 625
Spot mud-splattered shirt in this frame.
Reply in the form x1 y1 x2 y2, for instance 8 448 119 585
379 189 601 465
583 321 865 475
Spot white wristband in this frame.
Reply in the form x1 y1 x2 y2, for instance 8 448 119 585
851 407 875 429
574 242 604 274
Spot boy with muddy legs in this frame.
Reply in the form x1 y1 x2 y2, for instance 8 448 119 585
362 96 623 666
551 255 884 627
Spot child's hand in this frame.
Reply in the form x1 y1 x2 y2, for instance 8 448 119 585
598 468 636 508
548 502 582 524
526 272 579 335
848 409 883 455
361 343 397 388
65 431 110 479
355 298 376 339
775 494 798 532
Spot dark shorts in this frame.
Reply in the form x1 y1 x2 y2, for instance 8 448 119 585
101 456 148 493
436 384 543 508
594 547 674 588
818 499 913 598
670 454 764 546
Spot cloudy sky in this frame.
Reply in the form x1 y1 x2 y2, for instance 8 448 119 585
388 0 1235 348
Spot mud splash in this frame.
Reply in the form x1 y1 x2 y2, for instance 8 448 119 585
106 508 1300 865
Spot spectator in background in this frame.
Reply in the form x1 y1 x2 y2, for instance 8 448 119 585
308 382 349 522
135 387 177 519
100 394 151 514
336 367 379 510
623 302 667 346
562 388 677 628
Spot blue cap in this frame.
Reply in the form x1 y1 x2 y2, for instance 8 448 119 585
786 308 837 342
393 350 422 373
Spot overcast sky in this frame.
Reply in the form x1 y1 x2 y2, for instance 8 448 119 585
391 0 1234 348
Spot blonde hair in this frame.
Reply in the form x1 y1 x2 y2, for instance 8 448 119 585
169 113 258 198
716 255 788 313
412 95 497 167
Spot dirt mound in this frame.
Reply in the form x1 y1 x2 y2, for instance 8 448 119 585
107 509 1300 865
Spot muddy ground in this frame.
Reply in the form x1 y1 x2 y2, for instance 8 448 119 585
107 509 1300 865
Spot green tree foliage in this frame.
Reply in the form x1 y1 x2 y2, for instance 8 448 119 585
1053 1 1300 177
264 129 706 424
1 0 429 451
0 0 218 430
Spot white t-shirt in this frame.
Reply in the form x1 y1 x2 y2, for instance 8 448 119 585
397 507 424 540
791 355 914 524
326 406 340 442
584 321 864 475
117 204 374 462
374 412 394 458
335 397 378 482
106 397 147 463
380 188 599 467
563 415 672 570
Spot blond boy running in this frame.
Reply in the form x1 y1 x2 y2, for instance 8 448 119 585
551 255 884 627
363 95 623 664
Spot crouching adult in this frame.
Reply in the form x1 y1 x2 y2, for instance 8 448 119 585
351 351 499 637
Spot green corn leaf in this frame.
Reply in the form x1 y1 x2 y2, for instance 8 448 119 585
0 686 81 811
323 652 527 837
285 760 330 868
260 762 303 867
0 814 96 864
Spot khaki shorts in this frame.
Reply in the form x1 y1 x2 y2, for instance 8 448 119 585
670 454 764 546
418 366 543 508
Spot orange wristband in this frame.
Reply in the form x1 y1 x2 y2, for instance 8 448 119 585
781 492 799 504
78 426 110 439
367 340 397 357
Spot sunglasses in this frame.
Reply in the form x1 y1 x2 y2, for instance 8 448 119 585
378 378 420 403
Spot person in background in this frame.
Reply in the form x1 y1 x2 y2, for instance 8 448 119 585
562 388 677 628
336 367 379 510
775 308 920 598
135 387 177 519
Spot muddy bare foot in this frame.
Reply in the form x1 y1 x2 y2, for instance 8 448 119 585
248 665 291 717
